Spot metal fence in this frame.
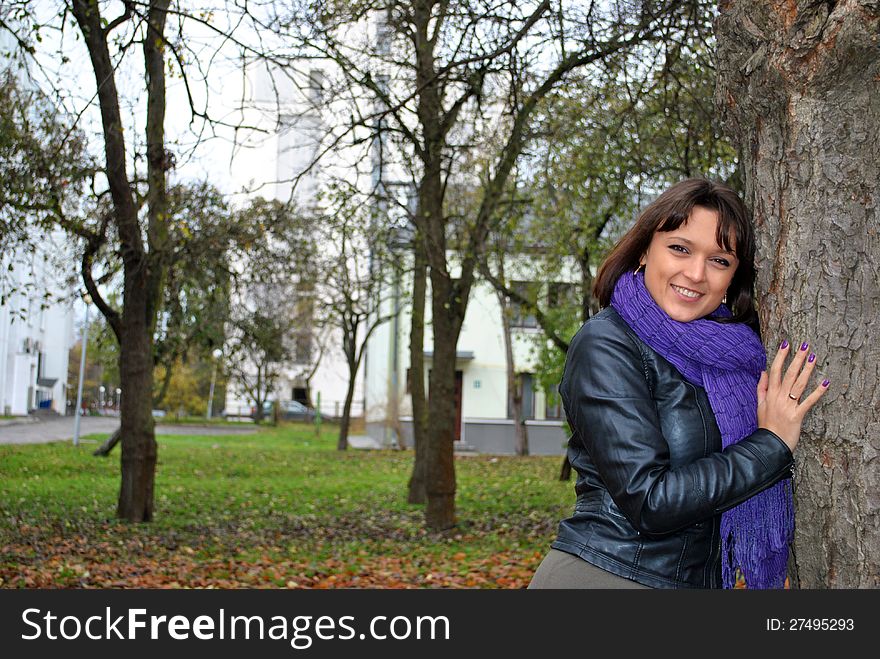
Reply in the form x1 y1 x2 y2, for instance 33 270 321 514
222 399 364 421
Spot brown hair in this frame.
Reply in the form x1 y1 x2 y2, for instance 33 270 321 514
593 178 759 334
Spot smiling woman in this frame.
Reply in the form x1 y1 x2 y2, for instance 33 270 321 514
529 178 831 590
639 206 739 323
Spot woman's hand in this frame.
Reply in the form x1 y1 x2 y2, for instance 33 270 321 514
757 340 830 453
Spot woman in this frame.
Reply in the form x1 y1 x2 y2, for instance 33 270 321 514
529 178 830 589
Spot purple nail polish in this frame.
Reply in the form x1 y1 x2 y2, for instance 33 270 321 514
821 379 830 387
780 340 789 349
808 353 816 363
800 342 809 351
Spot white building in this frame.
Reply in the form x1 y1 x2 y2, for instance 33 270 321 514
0 29 77 417
221 59 366 419
0 233 76 416
363 254 575 455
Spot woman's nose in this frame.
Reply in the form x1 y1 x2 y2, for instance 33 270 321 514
683 258 706 282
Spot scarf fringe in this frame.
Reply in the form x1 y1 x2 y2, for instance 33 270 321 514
721 479 794 589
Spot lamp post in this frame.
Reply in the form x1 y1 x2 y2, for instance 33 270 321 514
72 295 91 447
207 348 223 419
115 387 121 412
386 225 410 449
99 385 105 412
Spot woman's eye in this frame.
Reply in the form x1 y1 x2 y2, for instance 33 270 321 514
712 258 731 267
669 244 687 253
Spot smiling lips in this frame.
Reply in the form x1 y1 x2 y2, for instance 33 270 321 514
670 284 703 300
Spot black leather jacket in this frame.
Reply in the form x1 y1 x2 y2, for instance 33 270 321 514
551 307 794 589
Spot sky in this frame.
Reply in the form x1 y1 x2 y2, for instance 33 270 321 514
1 2 299 199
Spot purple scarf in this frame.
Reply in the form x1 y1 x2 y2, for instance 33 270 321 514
611 271 793 589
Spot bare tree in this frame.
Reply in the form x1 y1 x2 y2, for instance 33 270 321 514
316 182 398 450
478 197 533 457
2 1 299 520
497 289 530 457
225 301 295 423
716 0 880 588
222 195 319 422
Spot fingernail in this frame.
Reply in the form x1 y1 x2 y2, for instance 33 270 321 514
822 379 830 387
808 353 816 363
800 342 809 351
780 340 789 349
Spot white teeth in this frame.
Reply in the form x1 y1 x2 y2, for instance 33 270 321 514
672 285 702 299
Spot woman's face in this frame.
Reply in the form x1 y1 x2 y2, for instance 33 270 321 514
640 206 739 322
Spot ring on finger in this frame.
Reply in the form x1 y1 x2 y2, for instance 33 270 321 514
788 393 799 401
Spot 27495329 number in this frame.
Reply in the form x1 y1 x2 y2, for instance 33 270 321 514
788 619 854 631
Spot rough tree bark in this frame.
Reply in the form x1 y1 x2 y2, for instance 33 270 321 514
716 0 880 587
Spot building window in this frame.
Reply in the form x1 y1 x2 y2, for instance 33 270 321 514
307 69 325 105
507 373 535 420
294 332 312 364
545 390 565 420
548 282 580 309
509 281 538 328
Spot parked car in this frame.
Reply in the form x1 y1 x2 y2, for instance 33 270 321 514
250 400 315 422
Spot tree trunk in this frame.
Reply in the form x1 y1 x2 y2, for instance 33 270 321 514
407 228 429 503
497 289 529 456
579 243 598 322
117 286 157 522
152 360 174 408
93 427 122 457
418 149 461 529
71 0 162 523
337 359 357 451
559 241 600 480
412 1 466 530
716 0 880 587
253 366 265 422
425 272 459 530
559 457 572 481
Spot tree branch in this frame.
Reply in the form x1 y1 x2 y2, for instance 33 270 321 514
458 7 676 304
478 260 570 353
81 232 122 343
434 0 551 78
103 1 134 37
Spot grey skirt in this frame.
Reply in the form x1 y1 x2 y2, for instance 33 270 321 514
528 549 651 589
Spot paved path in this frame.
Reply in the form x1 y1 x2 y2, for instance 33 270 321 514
0 416 257 445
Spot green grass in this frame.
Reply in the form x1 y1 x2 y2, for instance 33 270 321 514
0 424 572 588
